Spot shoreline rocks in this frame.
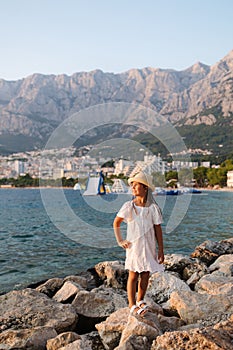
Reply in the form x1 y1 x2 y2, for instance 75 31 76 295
0 237 233 349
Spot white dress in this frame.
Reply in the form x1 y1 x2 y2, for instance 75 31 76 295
117 201 165 273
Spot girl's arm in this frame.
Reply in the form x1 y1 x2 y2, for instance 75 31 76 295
154 224 164 264
113 216 131 249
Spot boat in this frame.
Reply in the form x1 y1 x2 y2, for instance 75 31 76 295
83 172 106 196
154 187 182 196
165 189 182 195
180 187 202 194
73 183 81 191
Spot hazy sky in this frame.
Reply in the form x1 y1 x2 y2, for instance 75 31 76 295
1 0 233 80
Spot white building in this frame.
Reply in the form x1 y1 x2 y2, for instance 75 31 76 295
172 160 198 171
114 159 134 176
14 160 25 175
130 154 167 176
227 170 233 188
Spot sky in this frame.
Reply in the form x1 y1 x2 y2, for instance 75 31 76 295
0 0 233 81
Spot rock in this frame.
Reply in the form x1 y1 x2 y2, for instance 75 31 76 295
191 238 233 266
95 308 129 350
52 332 104 350
95 261 128 289
147 271 190 303
117 314 161 349
115 335 151 350
63 275 88 289
182 260 208 281
151 314 233 350
0 288 77 334
72 287 127 319
164 254 193 275
0 326 57 350
53 281 83 303
157 314 185 332
58 338 92 350
168 289 233 324
36 278 64 297
209 254 233 276
46 331 81 350
195 274 233 295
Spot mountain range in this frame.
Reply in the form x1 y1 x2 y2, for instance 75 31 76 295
0 50 233 158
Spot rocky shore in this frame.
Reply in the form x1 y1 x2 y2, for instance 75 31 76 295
0 238 233 350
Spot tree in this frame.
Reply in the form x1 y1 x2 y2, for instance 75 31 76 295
193 167 208 187
152 172 166 187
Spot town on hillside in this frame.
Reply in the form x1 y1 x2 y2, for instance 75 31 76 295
0 145 233 189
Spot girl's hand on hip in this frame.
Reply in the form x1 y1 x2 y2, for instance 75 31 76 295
118 240 131 249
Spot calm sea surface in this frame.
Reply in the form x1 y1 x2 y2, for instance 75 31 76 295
0 188 232 294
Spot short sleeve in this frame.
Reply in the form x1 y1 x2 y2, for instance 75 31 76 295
151 203 163 225
117 201 132 222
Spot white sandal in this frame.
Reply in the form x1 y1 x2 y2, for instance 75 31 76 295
130 305 146 316
136 300 150 314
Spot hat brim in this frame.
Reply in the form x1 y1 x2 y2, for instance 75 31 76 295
128 177 155 191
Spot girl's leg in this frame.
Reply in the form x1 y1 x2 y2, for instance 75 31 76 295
127 270 139 308
137 271 150 303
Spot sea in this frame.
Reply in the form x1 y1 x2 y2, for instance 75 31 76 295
0 188 232 294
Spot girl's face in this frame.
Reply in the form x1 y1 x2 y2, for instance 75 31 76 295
131 181 147 197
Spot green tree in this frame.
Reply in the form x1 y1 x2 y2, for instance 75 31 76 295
193 167 208 187
152 172 166 187
178 168 193 186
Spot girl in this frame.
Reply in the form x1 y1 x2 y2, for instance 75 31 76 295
113 171 164 316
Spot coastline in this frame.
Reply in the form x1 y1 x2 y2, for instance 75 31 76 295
0 237 233 349
1 185 233 193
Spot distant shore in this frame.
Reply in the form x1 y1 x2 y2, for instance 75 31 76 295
1 185 233 193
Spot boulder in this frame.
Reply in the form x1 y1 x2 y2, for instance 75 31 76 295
147 271 190 303
64 275 88 289
195 274 233 295
54 332 104 350
95 261 128 289
169 289 233 324
72 286 127 319
164 254 193 275
117 314 161 349
46 331 81 350
58 338 92 350
209 254 233 276
36 278 64 297
95 308 129 350
115 335 151 350
0 288 77 334
53 281 83 303
157 314 185 332
0 326 57 350
151 315 233 350
191 238 233 266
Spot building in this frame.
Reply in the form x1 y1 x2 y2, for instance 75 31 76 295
14 160 25 175
130 153 168 176
227 170 233 188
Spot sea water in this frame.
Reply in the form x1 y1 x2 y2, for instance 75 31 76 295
0 188 232 294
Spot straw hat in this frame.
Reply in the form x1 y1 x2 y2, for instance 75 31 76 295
128 171 155 191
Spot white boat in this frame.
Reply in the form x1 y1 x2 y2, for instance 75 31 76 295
111 179 129 193
73 183 81 191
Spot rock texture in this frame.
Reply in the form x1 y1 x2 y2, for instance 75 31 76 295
0 50 233 151
0 237 232 349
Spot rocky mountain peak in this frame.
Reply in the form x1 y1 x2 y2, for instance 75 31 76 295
0 50 233 153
